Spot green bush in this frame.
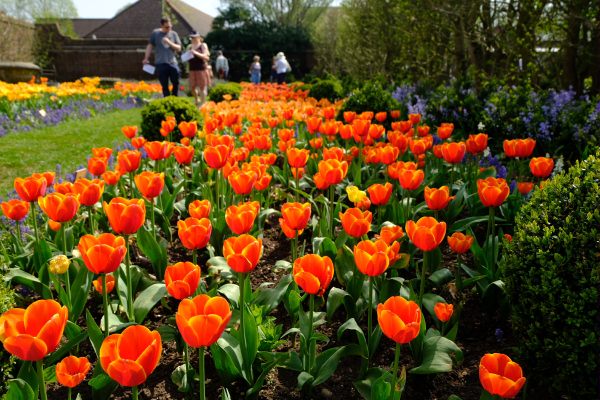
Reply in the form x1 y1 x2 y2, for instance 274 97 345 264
140 97 201 142
207 83 242 103
0 277 15 397
308 79 344 102
337 81 400 120
503 149 600 399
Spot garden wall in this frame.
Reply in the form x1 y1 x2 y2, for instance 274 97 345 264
0 13 35 62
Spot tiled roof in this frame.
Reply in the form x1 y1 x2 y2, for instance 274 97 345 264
71 19 109 37
85 0 213 39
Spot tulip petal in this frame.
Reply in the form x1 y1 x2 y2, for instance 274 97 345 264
106 358 147 387
135 331 162 376
4 334 48 361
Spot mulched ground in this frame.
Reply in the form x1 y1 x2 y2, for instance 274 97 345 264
44 215 516 400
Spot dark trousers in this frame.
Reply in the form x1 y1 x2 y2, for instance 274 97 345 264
156 63 180 97
277 72 287 84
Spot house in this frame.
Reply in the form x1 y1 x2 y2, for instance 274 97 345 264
39 0 214 81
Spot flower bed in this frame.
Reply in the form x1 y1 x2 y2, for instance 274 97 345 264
0 77 161 137
0 82 576 399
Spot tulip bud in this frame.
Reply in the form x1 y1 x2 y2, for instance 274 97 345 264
49 255 70 274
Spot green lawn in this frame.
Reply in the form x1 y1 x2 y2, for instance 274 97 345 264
0 108 141 197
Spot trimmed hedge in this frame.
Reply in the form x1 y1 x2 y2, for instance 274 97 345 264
337 81 400 120
503 149 600 399
140 96 201 142
207 82 242 103
308 79 344 102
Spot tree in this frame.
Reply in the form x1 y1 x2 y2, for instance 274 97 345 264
221 0 332 27
0 0 77 22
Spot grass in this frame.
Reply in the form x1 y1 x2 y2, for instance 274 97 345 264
0 108 141 197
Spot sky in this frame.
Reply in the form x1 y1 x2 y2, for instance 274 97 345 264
72 0 224 18
72 0 341 19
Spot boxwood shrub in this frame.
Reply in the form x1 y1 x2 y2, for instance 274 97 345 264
308 79 344 102
337 81 400 120
503 149 600 399
140 96 201 142
207 82 242 103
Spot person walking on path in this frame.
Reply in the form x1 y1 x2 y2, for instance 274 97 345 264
275 52 291 84
215 51 229 80
143 17 182 97
187 31 210 106
249 55 261 84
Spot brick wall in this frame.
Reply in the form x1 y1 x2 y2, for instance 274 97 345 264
0 13 35 62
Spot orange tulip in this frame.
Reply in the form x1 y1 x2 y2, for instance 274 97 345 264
102 170 121 186
343 111 356 123
165 262 201 300
516 182 534 195
408 137 430 156
405 216 446 252
466 133 488 154
56 355 91 388
0 299 68 361
228 170 257 195
134 171 165 200
293 254 334 296
254 173 272 191
177 217 212 250
93 274 115 294
354 239 397 276
279 217 303 239
340 207 372 238
14 175 47 202
417 125 430 137
173 145 195 164
223 234 263 273
375 111 387 122
529 157 554 178
189 199 211 219
91 147 112 161
408 113 421 125
287 147 310 168
441 142 466 164
88 157 107 176
376 225 405 244
38 192 80 222
390 110 401 119
48 220 62 232
367 182 393 206
503 138 536 158
176 294 231 348
226 202 260 234
398 168 424 191
317 159 348 186
447 232 473 254
377 296 421 344
100 325 161 387
78 233 127 274
437 123 454 140
322 147 345 161
103 197 146 235
54 181 74 194
144 141 173 161
281 202 311 230
306 116 322 134
131 137 146 149
117 150 141 173
477 177 510 207
178 121 198 138
121 125 137 139
433 302 453 322
1 199 30 221
479 353 526 399
73 178 104 206
424 186 454 211
204 144 231 169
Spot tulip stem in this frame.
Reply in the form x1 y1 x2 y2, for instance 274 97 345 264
30 202 40 244
307 294 315 374
199 346 206 400
103 273 109 337
390 342 401 397
125 236 134 322
67 387 72 400
150 198 157 242
489 206 496 276
132 386 139 400
238 272 248 374
15 220 23 249
367 276 373 365
89 205 95 233
294 173 299 202
36 360 48 400
328 186 334 237
62 223 72 309
418 251 428 307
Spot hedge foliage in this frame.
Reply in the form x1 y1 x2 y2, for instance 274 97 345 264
207 83 243 103
503 149 600 399
307 78 344 102
140 97 201 141
338 81 400 121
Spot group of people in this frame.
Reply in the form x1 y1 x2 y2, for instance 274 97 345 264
143 17 293 106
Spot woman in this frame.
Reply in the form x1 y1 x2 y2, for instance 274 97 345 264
187 31 210 106
249 55 261 84
275 52 291 84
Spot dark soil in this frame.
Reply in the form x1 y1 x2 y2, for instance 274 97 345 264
45 215 516 400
